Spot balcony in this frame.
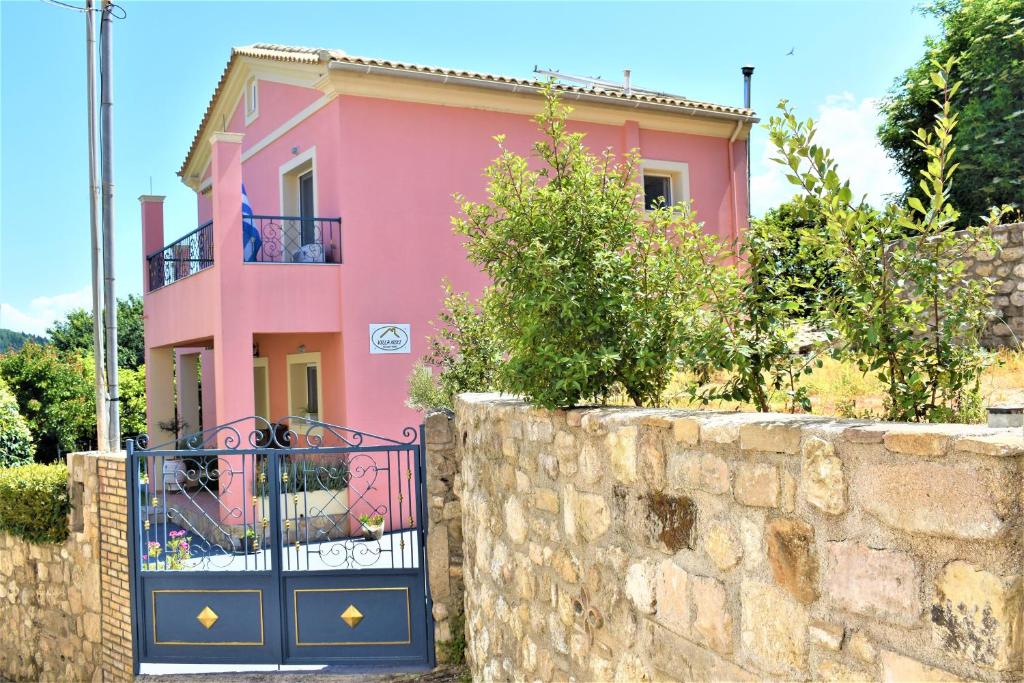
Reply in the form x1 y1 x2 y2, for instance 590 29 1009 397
247 216 342 264
146 216 342 291
147 220 213 291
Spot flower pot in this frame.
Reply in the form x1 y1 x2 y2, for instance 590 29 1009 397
361 521 385 541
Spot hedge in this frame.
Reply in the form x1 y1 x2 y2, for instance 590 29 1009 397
0 463 70 543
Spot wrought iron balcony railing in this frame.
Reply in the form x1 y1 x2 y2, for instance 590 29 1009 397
147 220 213 291
246 215 342 264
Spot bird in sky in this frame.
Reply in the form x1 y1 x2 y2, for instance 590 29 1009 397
786 47 796 56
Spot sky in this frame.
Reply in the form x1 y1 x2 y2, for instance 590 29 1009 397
0 0 939 335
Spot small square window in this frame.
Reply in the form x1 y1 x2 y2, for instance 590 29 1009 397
644 174 672 210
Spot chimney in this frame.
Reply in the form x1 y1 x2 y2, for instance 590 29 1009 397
741 65 754 109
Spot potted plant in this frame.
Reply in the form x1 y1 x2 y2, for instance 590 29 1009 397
358 514 385 541
239 527 259 554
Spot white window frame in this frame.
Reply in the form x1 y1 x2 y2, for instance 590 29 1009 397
639 159 691 211
244 77 259 126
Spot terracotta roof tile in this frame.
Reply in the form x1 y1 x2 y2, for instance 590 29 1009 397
179 43 756 178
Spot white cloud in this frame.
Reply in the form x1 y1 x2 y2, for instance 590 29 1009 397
750 93 903 217
0 287 92 336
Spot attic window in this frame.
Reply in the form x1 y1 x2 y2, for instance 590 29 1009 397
245 77 258 124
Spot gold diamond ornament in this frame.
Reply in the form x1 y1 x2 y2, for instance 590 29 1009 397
340 604 363 628
196 606 219 629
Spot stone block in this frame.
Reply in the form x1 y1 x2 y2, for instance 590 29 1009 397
734 463 779 508
533 487 559 513
504 495 527 545
704 519 742 571
649 621 756 682
847 631 876 663
740 422 803 454
672 417 700 446
740 580 808 675
931 560 1023 671
813 658 872 682
954 432 1024 458
766 517 818 604
625 561 656 614
800 436 846 515
607 426 639 483
808 619 843 651
692 575 733 654
655 559 691 636
824 541 919 626
856 462 1008 540
879 651 965 682
882 426 954 456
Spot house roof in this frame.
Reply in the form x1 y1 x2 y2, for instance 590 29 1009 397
179 43 757 179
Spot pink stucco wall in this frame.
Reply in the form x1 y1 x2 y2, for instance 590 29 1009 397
146 78 749 443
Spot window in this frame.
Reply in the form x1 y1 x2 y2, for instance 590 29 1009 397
245 77 258 124
643 174 672 210
639 160 691 211
305 365 319 414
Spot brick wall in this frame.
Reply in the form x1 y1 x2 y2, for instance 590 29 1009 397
424 411 465 663
0 451 134 682
456 394 1024 682
98 454 134 681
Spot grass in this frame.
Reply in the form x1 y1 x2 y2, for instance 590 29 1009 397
654 349 1024 423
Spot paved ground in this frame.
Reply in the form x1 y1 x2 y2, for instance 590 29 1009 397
134 665 468 683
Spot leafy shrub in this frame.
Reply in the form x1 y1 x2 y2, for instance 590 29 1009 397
683 223 827 413
406 363 451 412
0 463 70 543
452 85 708 408
769 59 1006 422
0 378 34 466
412 284 501 411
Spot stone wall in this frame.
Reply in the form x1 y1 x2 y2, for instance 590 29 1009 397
0 452 134 682
455 394 1024 682
424 411 466 662
977 222 1024 349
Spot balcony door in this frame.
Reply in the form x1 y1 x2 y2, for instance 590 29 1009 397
299 170 315 246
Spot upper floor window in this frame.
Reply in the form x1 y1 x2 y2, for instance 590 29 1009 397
245 77 258 124
640 160 691 211
643 174 672 210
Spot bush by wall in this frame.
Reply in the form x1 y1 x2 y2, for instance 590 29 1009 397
0 462 69 543
0 378 34 466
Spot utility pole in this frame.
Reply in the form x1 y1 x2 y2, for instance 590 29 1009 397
100 0 120 450
86 0 108 451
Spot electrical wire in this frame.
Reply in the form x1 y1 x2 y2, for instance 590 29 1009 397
38 0 126 18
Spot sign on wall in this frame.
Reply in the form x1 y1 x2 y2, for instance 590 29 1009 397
369 323 411 354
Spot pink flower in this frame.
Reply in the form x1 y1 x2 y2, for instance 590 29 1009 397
169 530 185 538
179 541 190 552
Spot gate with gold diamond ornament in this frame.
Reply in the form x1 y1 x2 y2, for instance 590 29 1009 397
126 417 435 669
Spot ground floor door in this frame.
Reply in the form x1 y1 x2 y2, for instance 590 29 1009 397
127 418 435 670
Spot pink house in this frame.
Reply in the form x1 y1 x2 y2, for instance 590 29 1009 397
140 43 755 451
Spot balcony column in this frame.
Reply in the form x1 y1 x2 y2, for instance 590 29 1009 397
145 345 175 492
209 132 255 524
139 195 165 292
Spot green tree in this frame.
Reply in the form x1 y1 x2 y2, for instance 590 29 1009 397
878 0 1023 225
452 85 708 408
0 378 34 466
118 364 147 438
47 294 145 369
749 198 842 319
771 59 1006 422
0 343 95 460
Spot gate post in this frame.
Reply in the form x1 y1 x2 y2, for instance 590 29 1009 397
97 451 135 681
423 411 464 663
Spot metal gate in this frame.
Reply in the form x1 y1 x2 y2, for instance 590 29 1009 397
126 417 435 669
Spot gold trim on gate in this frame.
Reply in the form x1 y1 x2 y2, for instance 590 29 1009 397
152 589 265 646
293 587 411 646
